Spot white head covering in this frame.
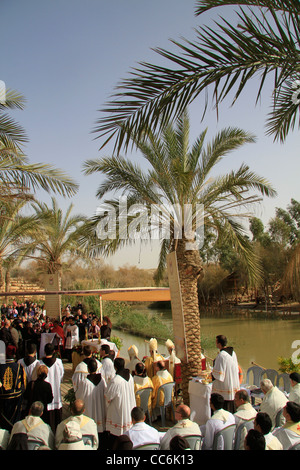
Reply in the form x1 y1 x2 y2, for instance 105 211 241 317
128 344 138 358
149 338 158 362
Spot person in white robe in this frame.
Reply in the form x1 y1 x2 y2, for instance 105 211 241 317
57 419 90 450
38 342 64 432
64 317 79 362
126 344 140 374
160 404 202 450
272 401 300 450
233 389 257 449
254 412 283 450
211 335 240 412
17 342 39 383
75 358 107 434
100 344 116 384
105 357 136 440
165 339 181 380
55 399 98 450
259 379 288 428
72 345 102 392
200 393 236 450
124 406 161 448
289 372 300 405
8 401 55 449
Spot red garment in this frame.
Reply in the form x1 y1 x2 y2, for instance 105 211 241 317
51 325 65 347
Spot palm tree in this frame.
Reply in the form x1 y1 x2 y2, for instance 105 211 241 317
0 199 37 289
1 88 79 201
28 197 88 276
83 113 276 401
94 0 300 153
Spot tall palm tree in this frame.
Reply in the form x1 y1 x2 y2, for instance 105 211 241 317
83 113 276 401
28 197 88 276
0 88 79 200
94 0 300 153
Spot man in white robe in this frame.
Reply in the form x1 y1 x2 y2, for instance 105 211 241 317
160 404 202 450
254 412 283 450
17 342 39 383
75 358 107 434
211 335 240 413
289 372 300 405
9 401 54 449
55 398 98 450
124 406 161 448
105 357 136 445
100 344 116 384
234 389 257 449
259 378 288 428
201 393 235 450
272 401 300 449
64 317 79 362
38 342 64 432
72 345 102 392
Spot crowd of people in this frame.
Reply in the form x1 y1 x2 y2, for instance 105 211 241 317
0 300 299 451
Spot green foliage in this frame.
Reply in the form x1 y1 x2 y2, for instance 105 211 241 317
278 356 300 374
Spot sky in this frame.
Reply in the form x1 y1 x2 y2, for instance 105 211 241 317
1 0 299 270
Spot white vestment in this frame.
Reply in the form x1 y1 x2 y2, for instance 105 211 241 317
289 383 300 405
201 408 235 450
234 403 257 450
75 374 107 433
105 373 136 436
264 432 283 450
124 421 161 448
38 357 64 411
259 386 288 428
9 416 55 449
272 421 300 450
101 356 116 384
72 358 102 391
55 415 98 450
212 349 240 401
64 324 79 349
160 419 202 450
18 357 39 383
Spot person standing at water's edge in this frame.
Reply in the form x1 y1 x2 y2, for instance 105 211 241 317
211 335 240 413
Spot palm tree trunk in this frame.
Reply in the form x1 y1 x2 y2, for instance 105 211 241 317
175 237 203 404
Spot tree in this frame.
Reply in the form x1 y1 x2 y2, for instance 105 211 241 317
0 88 78 202
28 198 88 276
94 0 300 153
83 112 276 401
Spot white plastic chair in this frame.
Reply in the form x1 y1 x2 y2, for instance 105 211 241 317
133 442 160 450
212 424 236 450
233 418 255 450
184 434 203 450
155 381 175 427
135 386 153 424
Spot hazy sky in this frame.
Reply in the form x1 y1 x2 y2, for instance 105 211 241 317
2 0 299 269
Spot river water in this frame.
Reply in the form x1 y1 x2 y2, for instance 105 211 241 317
112 306 300 375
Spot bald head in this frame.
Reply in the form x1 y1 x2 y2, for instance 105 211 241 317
176 404 190 420
71 399 85 416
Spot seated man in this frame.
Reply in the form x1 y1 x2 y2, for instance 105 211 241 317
201 393 235 450
160 404 202 450
254 412 283 450
8 401 54 450
124 406 161 448
57 420 88 451
289 372 300 405
151 360 174 419
272 401 300 450
55 399 98 450
234 389 257 450
244 429 266 451
259 379 288 428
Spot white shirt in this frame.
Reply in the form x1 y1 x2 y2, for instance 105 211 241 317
201 408 235 450
124 421 161 448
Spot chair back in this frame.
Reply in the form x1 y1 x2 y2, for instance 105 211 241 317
274 407 285 429
135 386 153 424
133 442 160 450
82 434 95 447
212 424 236 450
246 366 264 386
156 382 175 408
27 438 44 450
276 373 290 393
233 419 255 450
260 368 279 385
184 434 202 450
288 441 300 450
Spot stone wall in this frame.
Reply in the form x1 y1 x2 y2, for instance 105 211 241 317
0 277 45 304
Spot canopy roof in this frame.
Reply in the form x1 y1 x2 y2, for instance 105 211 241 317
0 287 171 302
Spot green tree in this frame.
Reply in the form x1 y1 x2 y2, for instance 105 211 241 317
28 197 88 276
83 113 276 400
94 0 300 152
